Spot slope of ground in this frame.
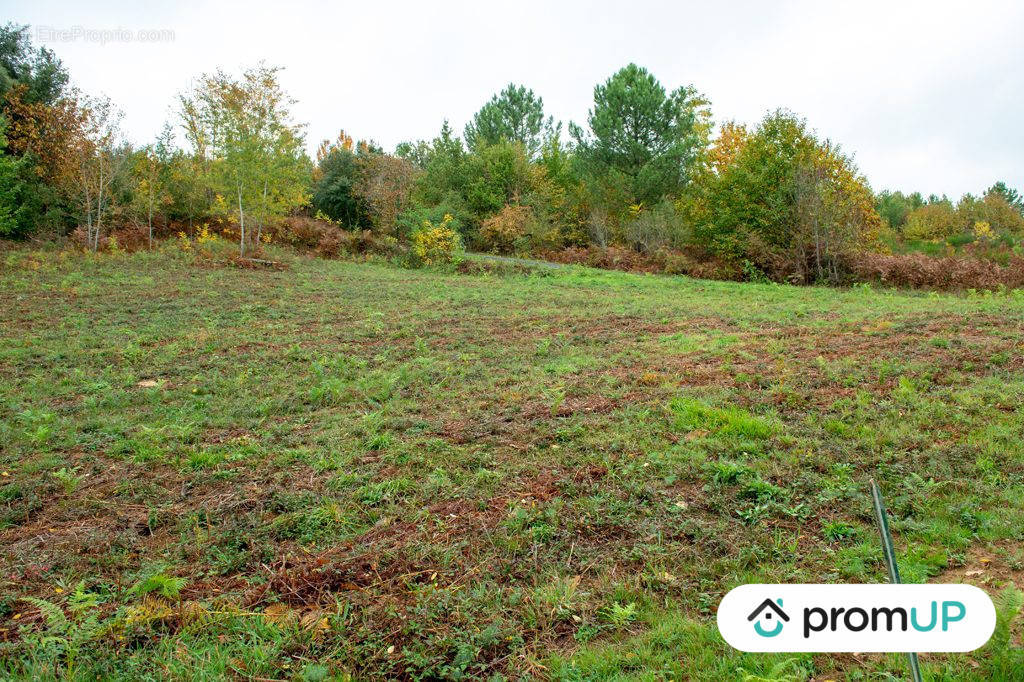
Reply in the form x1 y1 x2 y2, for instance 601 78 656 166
1 246 1023 680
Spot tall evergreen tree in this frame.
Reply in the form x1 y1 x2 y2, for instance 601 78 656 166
987 181 1023 216
464 84 555 158
570 64 708 206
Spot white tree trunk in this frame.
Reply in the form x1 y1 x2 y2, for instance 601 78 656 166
95 164 105 252
237 182 246 257
84 183 93 249
255 179 268 248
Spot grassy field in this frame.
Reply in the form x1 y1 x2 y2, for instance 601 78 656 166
2 245 1024 680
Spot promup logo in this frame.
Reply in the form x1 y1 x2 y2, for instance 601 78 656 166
748 598 789 637
719 584 996 653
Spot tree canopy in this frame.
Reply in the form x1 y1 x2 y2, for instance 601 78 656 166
464 83 554 157
571 63 709 206
0 23 69 106
179 64 309 255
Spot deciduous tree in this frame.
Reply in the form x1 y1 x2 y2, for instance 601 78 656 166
179 64 309 256
0 24 81 235
75 95 124 251
132 124 173 247
700 110 881 281
986 181 1023 217
0 120 26 236
354 153 419 235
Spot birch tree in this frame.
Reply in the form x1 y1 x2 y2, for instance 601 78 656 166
75 95 123 251
178 65 308 257
133 140 165 248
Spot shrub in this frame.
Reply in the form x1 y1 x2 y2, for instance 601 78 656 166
903 202 958 241
541 245 658 273
408 214 462 267
315 230 344 259
173 224 239 262
623 200 688 254
70 224 149 253
947 232 977 248
480 204 533 254
974 221 994 242
257 216 397 259
846 251 1024 290
353 153 420 234
275 215 328 248
537 245 740 280
396 202 468 241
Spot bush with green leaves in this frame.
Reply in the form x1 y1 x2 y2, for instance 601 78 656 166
396 200 468 241
407 213 463 268
903 200 959 241
697 110 881 282
310 139 369 227
623 199 690 254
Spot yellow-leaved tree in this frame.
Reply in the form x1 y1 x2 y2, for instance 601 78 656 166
178 64 310 257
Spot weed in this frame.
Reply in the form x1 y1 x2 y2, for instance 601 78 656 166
51 467 83 494
599 601 638 630
130 573 187 600
822 520 858 543
19 581 104 679
740 477 788 502
709 460 750 485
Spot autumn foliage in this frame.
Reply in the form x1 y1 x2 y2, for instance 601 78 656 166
479 204 533 254
3 21 1023 289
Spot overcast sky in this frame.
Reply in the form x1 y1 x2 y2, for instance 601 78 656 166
4 0 1022 197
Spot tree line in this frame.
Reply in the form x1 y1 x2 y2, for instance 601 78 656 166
0 25 309 258
2 23 1022 282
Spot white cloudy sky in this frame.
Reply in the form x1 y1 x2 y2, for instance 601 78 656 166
3 0 1022 197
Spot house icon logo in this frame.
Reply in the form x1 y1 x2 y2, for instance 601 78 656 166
747 598 789 637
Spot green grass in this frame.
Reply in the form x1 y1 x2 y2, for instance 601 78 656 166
1 245 1024 679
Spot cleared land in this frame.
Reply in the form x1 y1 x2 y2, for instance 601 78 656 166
1 247 1023 680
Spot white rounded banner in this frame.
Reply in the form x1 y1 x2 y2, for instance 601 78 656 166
717 583 995 652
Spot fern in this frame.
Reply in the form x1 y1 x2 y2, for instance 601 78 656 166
130 573 187 600
20 582 104 679
991 586 1024 648
21 596 70 632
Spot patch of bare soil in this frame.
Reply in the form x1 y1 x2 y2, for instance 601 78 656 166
935 542 1024 648
940 541 1024 591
